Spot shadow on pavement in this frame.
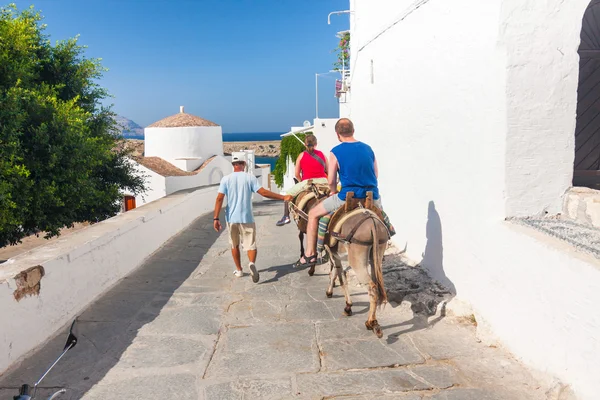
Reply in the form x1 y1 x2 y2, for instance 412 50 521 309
0 212 222 399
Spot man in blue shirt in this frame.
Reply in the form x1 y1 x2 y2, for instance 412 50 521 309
213 152 291 282
297 118 382 268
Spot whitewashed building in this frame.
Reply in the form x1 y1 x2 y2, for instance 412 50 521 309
336 1 600 398
122 107 232 210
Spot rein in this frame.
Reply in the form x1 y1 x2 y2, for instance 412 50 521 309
290 183 329 222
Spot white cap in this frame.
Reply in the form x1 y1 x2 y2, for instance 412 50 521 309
231 152 247 163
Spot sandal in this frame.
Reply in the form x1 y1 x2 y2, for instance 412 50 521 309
295 255 318 269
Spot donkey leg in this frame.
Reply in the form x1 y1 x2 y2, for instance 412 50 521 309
325 247 338 298
348 244 383 338
336 265 353 316
364 283 383 338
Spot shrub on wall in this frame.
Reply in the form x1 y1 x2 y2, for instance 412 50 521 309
333 32 350 71
273 133 307 187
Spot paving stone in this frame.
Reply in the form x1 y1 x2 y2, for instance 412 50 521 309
296 365 458 398
116 336 209 368
227 299 285 324
320 336 425 371
451 349 548 398
180 277 232 291
149 291 238 311
78 289 156 322
426 388 511 400
135 305 221 336
318 318 384 341
284 301 335 321
406 321 480 360
81 374 197 400
204 378 293 400
332 394 421 400
205 323 320 378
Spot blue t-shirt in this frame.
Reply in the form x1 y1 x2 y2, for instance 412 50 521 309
332 141 379 200
218 172 262 223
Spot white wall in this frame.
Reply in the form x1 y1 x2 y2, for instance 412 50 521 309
0 185 220 375
347 0 599 398
145 126 224 164
503 0 586 217
165 155 232 195
313 118 338 157
132 163 166 207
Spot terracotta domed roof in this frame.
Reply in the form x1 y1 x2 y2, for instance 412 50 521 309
147 106 219 128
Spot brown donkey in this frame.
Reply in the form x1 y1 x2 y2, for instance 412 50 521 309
289 182 330 274
324 206 389 338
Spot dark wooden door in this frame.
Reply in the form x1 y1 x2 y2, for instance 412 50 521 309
575 0 600 188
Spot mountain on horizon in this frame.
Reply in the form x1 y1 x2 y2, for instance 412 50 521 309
114 115 144 138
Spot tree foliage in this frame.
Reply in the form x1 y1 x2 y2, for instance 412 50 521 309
273 133 308 187
0 4 146 246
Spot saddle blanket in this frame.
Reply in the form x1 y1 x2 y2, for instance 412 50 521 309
317 210 396 254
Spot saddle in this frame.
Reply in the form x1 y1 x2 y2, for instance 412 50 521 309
327 191 388 247
290 180 330 223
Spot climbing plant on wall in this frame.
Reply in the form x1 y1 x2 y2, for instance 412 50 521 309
333 32 350 71
273 134 308 187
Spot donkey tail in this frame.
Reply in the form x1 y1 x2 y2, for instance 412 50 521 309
371 218 388 307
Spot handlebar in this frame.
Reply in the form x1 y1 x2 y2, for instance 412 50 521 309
13 384 31 400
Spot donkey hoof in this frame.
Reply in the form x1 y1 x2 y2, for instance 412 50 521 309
308 266 315 276
343 307 353 317
325 291 333 298
374 326 383 338
365 321 373 331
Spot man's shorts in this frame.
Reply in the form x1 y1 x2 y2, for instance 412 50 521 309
322 194 383 214
285 178 328 197
227 222 257 250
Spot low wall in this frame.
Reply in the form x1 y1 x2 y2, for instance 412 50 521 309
0 185 219 374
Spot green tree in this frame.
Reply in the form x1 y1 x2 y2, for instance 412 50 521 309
0 4 146 246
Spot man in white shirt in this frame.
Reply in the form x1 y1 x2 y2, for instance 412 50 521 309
213 152 291 282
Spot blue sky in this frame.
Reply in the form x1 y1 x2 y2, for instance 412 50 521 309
13 0 349 132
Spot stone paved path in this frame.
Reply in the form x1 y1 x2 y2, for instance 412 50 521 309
0 202 551 399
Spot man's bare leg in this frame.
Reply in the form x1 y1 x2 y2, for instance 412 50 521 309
302 203 328 262
248 249 257 263
232 246 242 271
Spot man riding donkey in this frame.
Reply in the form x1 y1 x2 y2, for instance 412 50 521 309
276 134 328 226
295 118 395 337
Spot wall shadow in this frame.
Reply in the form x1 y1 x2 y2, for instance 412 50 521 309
0 212 223 399
382 200 457 342
422 200 456 295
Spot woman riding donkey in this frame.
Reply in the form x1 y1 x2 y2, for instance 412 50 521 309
276 134 328 226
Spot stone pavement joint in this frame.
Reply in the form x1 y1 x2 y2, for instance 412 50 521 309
0 202 558 399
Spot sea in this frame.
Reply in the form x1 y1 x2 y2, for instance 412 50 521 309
127 132 281 170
